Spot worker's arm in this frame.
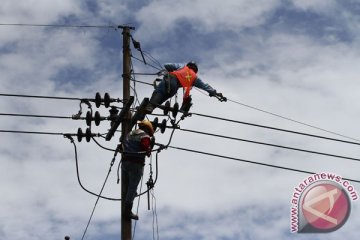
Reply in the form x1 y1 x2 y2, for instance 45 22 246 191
193 77 217 95
140 137 152 156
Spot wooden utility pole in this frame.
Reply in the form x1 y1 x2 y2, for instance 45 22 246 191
120 25 133 240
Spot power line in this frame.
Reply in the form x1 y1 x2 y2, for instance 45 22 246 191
179 128 360 163
1 96 358 149
130 79 153 86
191 113 360 146
0 129 64 136
0 93 82 101
123 78 360 144
226 97 360 143
79 142 120 240
0 23 134 30
167 145 360 184
131 55 162 71
0 113 72 119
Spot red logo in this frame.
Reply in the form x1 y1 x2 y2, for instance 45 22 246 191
299 182 351 233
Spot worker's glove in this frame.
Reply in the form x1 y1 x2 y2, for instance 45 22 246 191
210 92 227 102
216 92 224 98
180 96 193 112
215 92 227 102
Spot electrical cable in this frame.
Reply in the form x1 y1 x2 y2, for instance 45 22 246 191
130 79 153 86
124 62 360 144
226 97 360 143
65 135 122 201
151 189 160 240
133 72 158 76
65 136 121 240
0 23 133 30
91 137 116 152
142 51 163 70
166 145 360 183
0 93 83 101
0 129 64 136
0 129 161 200
179 128 360 163
191 112 360 146
0 112 73 119
131 55 162 71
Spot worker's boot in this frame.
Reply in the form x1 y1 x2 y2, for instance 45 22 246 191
145 92 163 114
124 202 139 220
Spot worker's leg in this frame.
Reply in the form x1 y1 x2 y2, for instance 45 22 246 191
121 161 144 220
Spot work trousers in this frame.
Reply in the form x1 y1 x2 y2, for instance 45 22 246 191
121 160 144 204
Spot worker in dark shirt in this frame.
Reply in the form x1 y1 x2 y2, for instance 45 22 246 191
121 120 154 220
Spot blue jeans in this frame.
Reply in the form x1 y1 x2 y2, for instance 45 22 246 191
121 160 144 204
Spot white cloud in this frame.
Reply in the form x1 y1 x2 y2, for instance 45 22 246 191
1 1 360 240
136 0 281 37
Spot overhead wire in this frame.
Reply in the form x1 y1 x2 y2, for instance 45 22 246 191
142 51 163 70
132 79 360 144
226 97 360 143
0 23 134 30
191 112 360 146
2 127 359 185
179 128 360 162
166 145 360 183
131 55 162 71
76 139 120 240
0 112 73 119
0 92 83 101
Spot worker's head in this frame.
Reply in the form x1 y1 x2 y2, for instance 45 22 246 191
187 61 198 73
138 120 154 136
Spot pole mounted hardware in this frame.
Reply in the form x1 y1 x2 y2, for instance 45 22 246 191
77 127 94 142
105 96 134 141
86 111 107 127
158 101 180 118
146 176 154 210
94 92 120 108
151 117 168 134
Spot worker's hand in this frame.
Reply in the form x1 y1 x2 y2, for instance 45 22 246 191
146 150 151 157
215 92 227 102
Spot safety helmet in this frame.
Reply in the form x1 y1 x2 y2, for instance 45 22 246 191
186 61 198 73
138 120 154 136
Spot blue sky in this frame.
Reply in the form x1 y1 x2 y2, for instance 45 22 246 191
1 0 360 240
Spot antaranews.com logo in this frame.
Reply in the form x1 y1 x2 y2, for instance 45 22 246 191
290 172 358 233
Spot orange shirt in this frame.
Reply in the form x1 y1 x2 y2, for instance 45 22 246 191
170 66 197 98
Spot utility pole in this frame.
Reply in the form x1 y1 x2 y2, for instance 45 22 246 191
120 25 134 240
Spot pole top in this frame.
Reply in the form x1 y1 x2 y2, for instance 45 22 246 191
117 25 135 30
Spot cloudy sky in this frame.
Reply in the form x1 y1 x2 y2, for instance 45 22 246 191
1 0 360 239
